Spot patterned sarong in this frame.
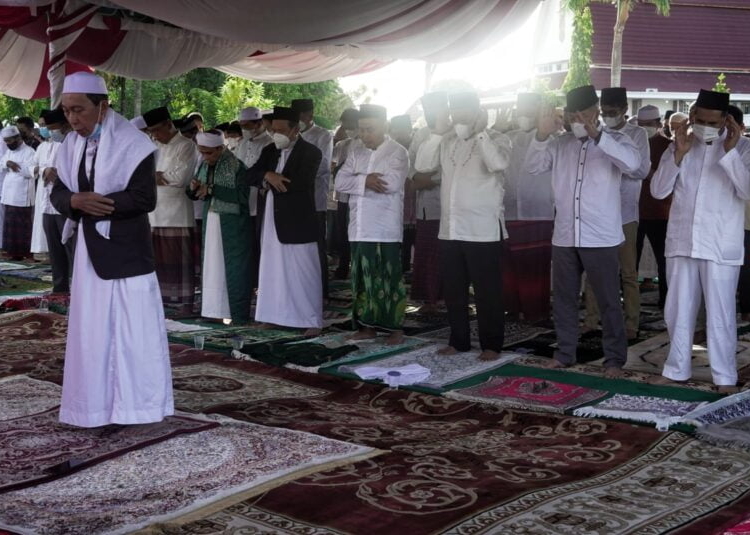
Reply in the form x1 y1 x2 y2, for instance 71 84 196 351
503 220 553 322
351 242 407 331
153 227 195 307
2 205 32 258
411 219 441 303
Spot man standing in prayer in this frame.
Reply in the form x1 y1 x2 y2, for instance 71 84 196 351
247 106 323 335
16 117 41 150
187 129 253 324
236 106 273 288
503 93 555 323
390 114 417 274
29 109 75 293
416 92 511 360
130 115 148 133
526 85 641 376
336 104 409 345
1 125 36 260
581 88 650 339
635 104 674 309
292 98 333 298
649 89 750 394
410 92 447 313
144 106 199 315
331 108 361 279
187 112 204 133
51 72 173 427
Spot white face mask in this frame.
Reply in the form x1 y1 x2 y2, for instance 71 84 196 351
298 121 309 133
49 129 65 143
226 138 239 150
345 129 357 139
571 122 589 139
603 115 622 129
692 123 721 143
643 126 659 138
241 128 253 140
517 116 535 132
273 132 291 149
454 123 472 140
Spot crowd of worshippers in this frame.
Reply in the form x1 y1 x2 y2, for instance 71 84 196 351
1 83 749 393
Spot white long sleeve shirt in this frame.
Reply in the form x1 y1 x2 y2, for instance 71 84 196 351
0 144 36 207
301 123 333 212
28 140 63 215
416 129 511 242
411 126 441 221
505 128 553 221
607 122 650 225
331 137 361 204
651 133 750 266
236 130 273 216
335 136 409 242
149 132 199 228
525 129 641 248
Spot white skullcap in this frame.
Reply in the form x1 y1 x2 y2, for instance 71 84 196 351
670 112 688 122
196 131 224 148
130 116 147 130
62 72 108 95
1 125 20 138
239 107 262 121
637 105 661 121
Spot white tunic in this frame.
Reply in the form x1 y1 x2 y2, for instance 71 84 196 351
416 129 511 242
28 140 63 253
149 133 198 228
255 142 323 328
301 123 333 212
651 132 750 265
525 129 641 248
607 122 650 225
331 137 361 204
504 128 554 221
200 210 232 320
0 143 36 207
236 130 273 216
335 136 409 243
412 126 441 221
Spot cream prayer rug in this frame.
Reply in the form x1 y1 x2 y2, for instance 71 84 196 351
0 375 61 420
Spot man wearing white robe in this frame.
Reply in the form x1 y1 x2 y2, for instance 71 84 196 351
650 89 750 393
247 106 324 334
51 72 173 427
1 125 37 259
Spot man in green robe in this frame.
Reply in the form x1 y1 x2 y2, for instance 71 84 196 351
187 129 253 324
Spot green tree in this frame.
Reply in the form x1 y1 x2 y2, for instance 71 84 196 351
713 72 731 94
262 80 353 129
215 77 272 123
562 1 593 92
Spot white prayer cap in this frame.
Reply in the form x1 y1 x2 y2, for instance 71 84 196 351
1 125 20 138
62 72 108 95
130 115 147 130
670 111 688 123
239 107 262 121
637 105 661 121
196 131 224 148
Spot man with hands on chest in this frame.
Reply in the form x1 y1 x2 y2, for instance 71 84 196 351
526 85 642 377
649 89 750 393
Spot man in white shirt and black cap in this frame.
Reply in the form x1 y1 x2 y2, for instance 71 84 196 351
526 84 641 376
650 89 750 393
292 98 333 298
1 125 37 260
51 71 173 427
143 106 199 315
416 92 512 361
336 104 409 345
582 87 650 340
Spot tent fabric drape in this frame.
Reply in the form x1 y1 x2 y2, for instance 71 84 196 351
0 0 541 100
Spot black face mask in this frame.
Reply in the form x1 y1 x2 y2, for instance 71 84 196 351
5 140 20 151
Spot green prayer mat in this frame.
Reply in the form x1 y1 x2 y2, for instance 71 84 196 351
167 326 303 352
350 242 407 331
237 340 359 370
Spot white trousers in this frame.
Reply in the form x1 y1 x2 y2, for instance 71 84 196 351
663 256 739 385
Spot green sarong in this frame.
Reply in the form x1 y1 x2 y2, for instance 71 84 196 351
350 242 407 330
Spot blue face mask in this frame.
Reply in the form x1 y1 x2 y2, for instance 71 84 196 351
39 127 50 139
87 103 105 140
49 129 65 143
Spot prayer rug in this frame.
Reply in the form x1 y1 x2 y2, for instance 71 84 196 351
724 514 750 534
2 266 52 281
0 262 30 271
0 293 69 314
421 320 553 348
446 376 607 414
682 390 750 427
696 416 750 452
172 363 329 413
167 326 304 352
334 344 522 390
287 331 428 371
0 311 67 383
572 393 708 431
0 375 61 420
164 319 211 333
0 408 218 493
615 330 750 384
0 275 52 294
0 415 381 535
151 360 750 535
